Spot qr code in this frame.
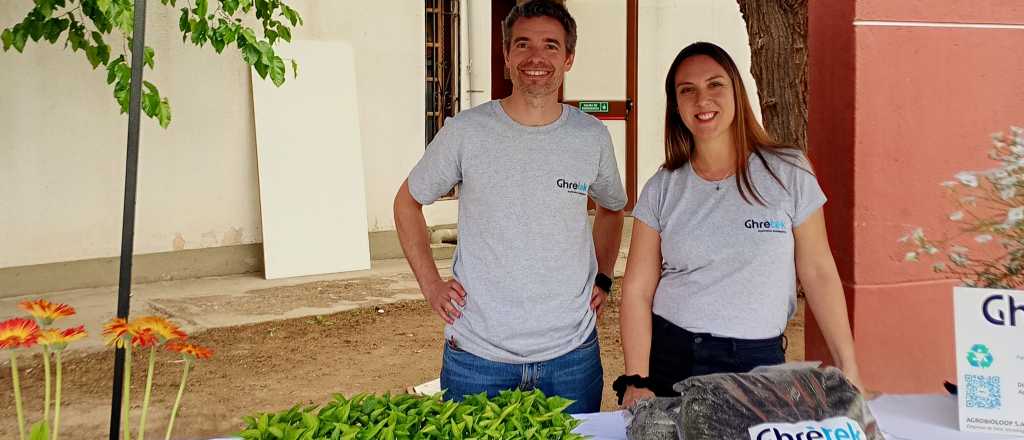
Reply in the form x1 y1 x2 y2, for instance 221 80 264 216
965 375 1001 409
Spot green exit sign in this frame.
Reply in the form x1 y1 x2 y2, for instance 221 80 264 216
578 101 609 113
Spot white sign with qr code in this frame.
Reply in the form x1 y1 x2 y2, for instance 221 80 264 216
953 287 1024 435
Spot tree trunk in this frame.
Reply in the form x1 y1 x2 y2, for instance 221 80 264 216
736 0 808 152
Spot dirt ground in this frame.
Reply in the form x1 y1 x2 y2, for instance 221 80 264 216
0 279 804 439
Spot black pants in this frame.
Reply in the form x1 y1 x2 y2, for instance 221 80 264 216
648 313 786 397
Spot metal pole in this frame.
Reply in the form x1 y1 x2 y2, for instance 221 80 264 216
109 0 148 438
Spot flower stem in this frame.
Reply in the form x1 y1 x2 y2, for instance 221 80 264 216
53 350 64 440
11 351 26 440
122 346 133 440
43 345 51 424
137 347 156 440
164 360 191 440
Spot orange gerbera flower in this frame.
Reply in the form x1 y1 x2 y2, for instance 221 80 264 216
0 318 40 349
103 318 133 348
18 299 75 325
130 329 158 349
132 316 187 342
38 325 87 349
165 341 213 360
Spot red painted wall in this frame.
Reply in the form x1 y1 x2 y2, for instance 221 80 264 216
808 1 1024 392
856 1 1024 24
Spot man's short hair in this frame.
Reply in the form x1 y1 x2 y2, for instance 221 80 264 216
502 0 578 55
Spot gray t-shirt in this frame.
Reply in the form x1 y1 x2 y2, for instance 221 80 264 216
632 151 825 339
408 100 627 363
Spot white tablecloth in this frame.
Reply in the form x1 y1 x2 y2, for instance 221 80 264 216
571 394 1023 440
211 395 1022 440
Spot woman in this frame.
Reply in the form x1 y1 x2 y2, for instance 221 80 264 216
616 42 866 407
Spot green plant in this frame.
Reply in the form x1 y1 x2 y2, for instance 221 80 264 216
239 389 587 440
902 127 1024 288
1 0 302 128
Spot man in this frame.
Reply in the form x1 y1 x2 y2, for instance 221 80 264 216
393 0 626 414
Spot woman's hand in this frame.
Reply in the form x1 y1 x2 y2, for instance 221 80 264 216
621 385 656 408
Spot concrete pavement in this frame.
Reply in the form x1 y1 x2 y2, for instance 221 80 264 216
2 221 631 357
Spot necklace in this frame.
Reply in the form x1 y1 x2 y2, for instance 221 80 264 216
691 162 735 191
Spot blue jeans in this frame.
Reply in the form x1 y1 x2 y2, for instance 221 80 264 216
440 330 603 414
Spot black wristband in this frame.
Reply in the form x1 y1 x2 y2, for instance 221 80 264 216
595 272 613 294
612 374 653 405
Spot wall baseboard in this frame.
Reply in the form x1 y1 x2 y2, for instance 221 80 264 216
1 231 458 298
0 244 263 298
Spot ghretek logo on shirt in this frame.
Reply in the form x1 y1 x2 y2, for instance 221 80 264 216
745 218 786 234
556 178 589 196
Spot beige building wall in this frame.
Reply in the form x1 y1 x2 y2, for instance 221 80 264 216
0 4 261 270
0 3 456 270
0 1 755 294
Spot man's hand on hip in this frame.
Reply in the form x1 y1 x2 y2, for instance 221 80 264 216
423 279 466 324
590 285 608 317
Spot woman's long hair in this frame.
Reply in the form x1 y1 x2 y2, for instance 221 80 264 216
663 41 803 205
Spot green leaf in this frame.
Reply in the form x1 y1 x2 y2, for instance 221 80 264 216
211 34 225 53
1 29 13 51
28 421 51 440
113 3 133 34
196 0 208 18
142 93 159 117
35 0 56 18
268 425 284 439
179 8 189 32
222 0 240 14
43 18 69 43
239 429 262 440
85 45 100 67
67 24 85 51
27 15 46 42
254 0 270 19
221 23 238 45
95 39 110 65
144 46 155 68
12 26 28 52
253 61 267 78
97 0 112 13
189 18 209 46
301 411 318 430
265 29 277 44
143 80 159 96
258 413 270 431
242 44 260 65
105 55 125 83
256 40 273 64
240 27 257 45
281 5 299 26
291 58 298 79
114 86 129 113
277 24 291 42
157 98 172 128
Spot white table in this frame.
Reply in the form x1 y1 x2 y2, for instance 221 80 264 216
572 394 1023 440
211 395 1022 440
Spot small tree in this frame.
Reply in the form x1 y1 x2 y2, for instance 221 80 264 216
1 0 302 128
